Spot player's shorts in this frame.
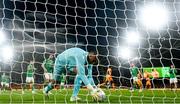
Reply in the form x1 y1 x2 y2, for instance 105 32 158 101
132 77 138 82
170 78 178 84
1 82 9 87
44 73 53 80
26 77 34 83
146 80 151 86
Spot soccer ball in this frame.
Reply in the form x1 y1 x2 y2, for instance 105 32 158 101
92 88 106 102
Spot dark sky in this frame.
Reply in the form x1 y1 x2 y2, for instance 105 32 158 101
0 0 180 85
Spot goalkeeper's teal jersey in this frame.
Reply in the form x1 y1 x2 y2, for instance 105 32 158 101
130 67 139 77
55 48 90 85
169 68 177 78
43 59 54 73
87 64 93 78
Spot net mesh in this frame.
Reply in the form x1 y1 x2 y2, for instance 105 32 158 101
0 0 180 103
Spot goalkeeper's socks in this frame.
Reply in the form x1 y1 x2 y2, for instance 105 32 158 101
45 83 53 93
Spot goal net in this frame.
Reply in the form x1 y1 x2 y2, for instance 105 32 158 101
0 0 179 103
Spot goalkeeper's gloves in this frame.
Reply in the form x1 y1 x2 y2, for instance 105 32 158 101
91 89 99 101
86 84 99 100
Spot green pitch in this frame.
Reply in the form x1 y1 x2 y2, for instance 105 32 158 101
0 89 180 104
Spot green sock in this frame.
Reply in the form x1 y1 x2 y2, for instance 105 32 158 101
32 84 35 91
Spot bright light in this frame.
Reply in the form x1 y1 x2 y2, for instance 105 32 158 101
133 57 139 60
118 47 131 59
126 31 140 44
0 30 6 44
140 4 169 30
132 57 139 61
2 46 13 61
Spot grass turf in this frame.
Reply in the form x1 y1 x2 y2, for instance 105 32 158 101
0 89 180 104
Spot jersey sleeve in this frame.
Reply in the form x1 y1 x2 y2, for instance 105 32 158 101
169 69 172 73
175 69 177 74
27 65 31 70
42 60 46 64
27 64 36 72
87 64 93 78
75 56 90 86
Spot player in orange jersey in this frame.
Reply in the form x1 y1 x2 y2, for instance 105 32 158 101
98 66 115 89
143 70 151 89
137 70 143 92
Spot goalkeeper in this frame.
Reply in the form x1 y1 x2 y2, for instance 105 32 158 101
44 48 98 100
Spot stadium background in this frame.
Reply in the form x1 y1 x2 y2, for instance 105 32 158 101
0 0 179 88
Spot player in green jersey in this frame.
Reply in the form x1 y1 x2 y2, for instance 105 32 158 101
24 61 36 94
169 65 177 90
1 73 10 91
41 54 54 86
130 63 140 91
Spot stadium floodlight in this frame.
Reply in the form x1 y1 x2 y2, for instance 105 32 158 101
118 46 131 59
126 31 140 44
0 30 6 44
133 57 139 60
2 46 13 61
140 3 169 30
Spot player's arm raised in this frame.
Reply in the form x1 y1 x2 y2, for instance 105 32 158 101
41 61 47 73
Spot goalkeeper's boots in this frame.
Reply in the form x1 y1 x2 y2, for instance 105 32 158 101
70 96 81 102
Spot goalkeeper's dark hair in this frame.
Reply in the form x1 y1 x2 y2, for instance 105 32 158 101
87 51 98 64
88 51 97 55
